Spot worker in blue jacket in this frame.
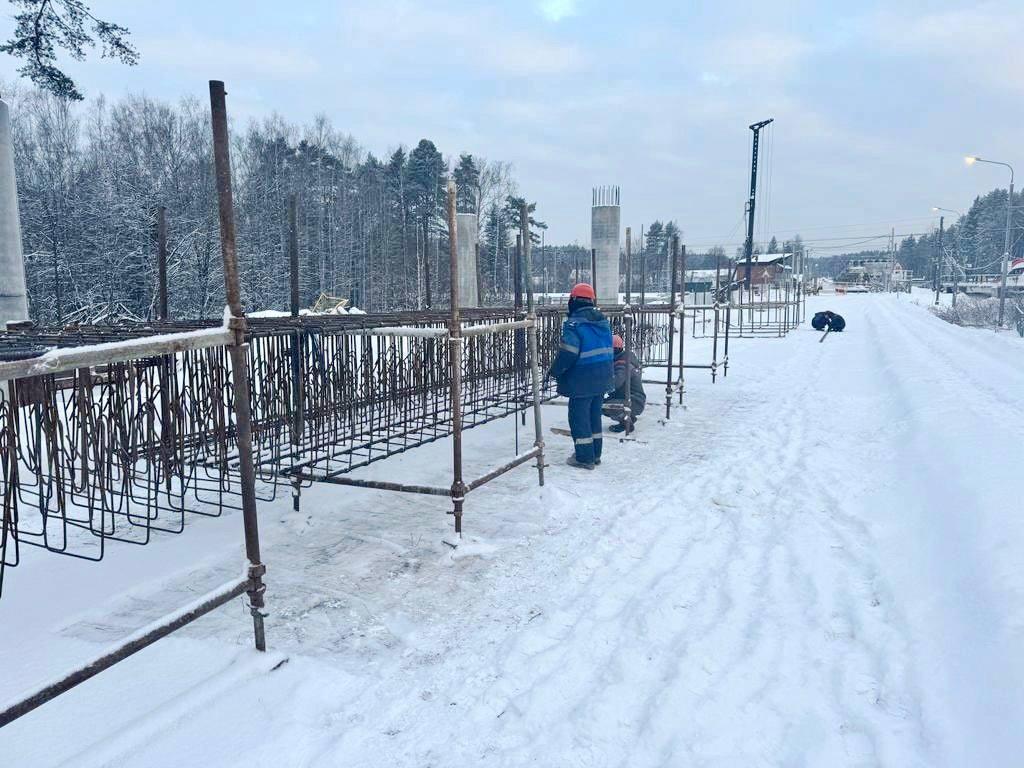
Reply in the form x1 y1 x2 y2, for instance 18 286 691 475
548 283 614 470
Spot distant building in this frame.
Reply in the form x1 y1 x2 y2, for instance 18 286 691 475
836 258 908 287
733 253 792 283
682 268 722 293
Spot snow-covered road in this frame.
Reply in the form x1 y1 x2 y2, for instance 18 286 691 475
2 294 1022 766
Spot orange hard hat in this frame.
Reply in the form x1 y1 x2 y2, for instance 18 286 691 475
612 334 624 350
569 283 596 300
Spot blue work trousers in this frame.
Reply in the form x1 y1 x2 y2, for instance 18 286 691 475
568 395 603 464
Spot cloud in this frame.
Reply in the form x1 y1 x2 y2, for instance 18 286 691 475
142 37 319 79
344 1 585 77
538 0 582 23
700 33 812 85
867 4 1024 94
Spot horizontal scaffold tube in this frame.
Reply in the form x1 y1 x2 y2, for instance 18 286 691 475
460 319 534 337
343 318 535 339
467 447 543 491
298 473 451 497
0 324 235 381
344 326 448 338
0 572 252 728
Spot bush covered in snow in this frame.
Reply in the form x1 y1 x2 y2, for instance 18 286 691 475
932 296 1024 336
931 297 1000 328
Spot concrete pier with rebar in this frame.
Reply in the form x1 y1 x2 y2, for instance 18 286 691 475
591 186 620 307
456 212 479 307
0 100 28 328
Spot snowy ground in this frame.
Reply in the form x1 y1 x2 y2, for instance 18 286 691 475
2 294 1022 767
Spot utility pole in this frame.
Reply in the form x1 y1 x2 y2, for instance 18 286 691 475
964 156 1014 326
999 179 1014 326
890 227 895 292
742 118 774 292
953 225 961 307
935 216 943 305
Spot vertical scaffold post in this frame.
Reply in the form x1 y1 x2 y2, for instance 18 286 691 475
665 235 679 421
590 248 597 298
209 80 267 652
723 260 732 378
639 226 647 307
678 244 686 402
514 234 523 312
711 252 721 383
447 179 466 534
288 192 303 513
156 205 168 321
520 200 546 485
475 242 483 307
156 204 172 486
513 234 525 411
623 308 634 434
624 226 632 306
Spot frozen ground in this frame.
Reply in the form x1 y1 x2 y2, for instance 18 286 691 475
2 294 1022 766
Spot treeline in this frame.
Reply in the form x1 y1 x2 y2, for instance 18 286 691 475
6 83 545 323
809 188 1024 280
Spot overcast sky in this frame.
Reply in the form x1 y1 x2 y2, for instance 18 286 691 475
2 0 1021 251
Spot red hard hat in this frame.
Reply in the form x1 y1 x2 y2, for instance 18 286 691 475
569 283 596 300
612 334 624 350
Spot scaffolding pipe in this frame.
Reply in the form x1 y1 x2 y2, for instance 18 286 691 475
520 200 546 487
0 574 251 728
210 79 267 652
447 179 466 535
665 236 679 420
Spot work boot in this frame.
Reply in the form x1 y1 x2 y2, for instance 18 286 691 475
609 417 635 433
566 455 595 471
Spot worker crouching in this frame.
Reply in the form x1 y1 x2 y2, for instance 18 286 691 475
602 334 646 433
548 283 614 470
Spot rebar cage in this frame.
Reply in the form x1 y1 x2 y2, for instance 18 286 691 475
0 305 677 599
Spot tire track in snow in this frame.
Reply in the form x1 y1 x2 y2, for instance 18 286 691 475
447 321 925 766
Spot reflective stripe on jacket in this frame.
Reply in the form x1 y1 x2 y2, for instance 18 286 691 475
549 306 614 397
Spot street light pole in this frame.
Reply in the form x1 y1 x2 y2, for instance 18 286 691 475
933 206 964 306
966 156 1014 326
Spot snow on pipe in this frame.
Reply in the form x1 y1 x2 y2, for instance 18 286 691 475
0 98 28 329
0 319 236 380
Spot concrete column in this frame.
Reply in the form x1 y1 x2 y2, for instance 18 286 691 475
0 99 28 328
455 212 479 307
591 185 620 307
